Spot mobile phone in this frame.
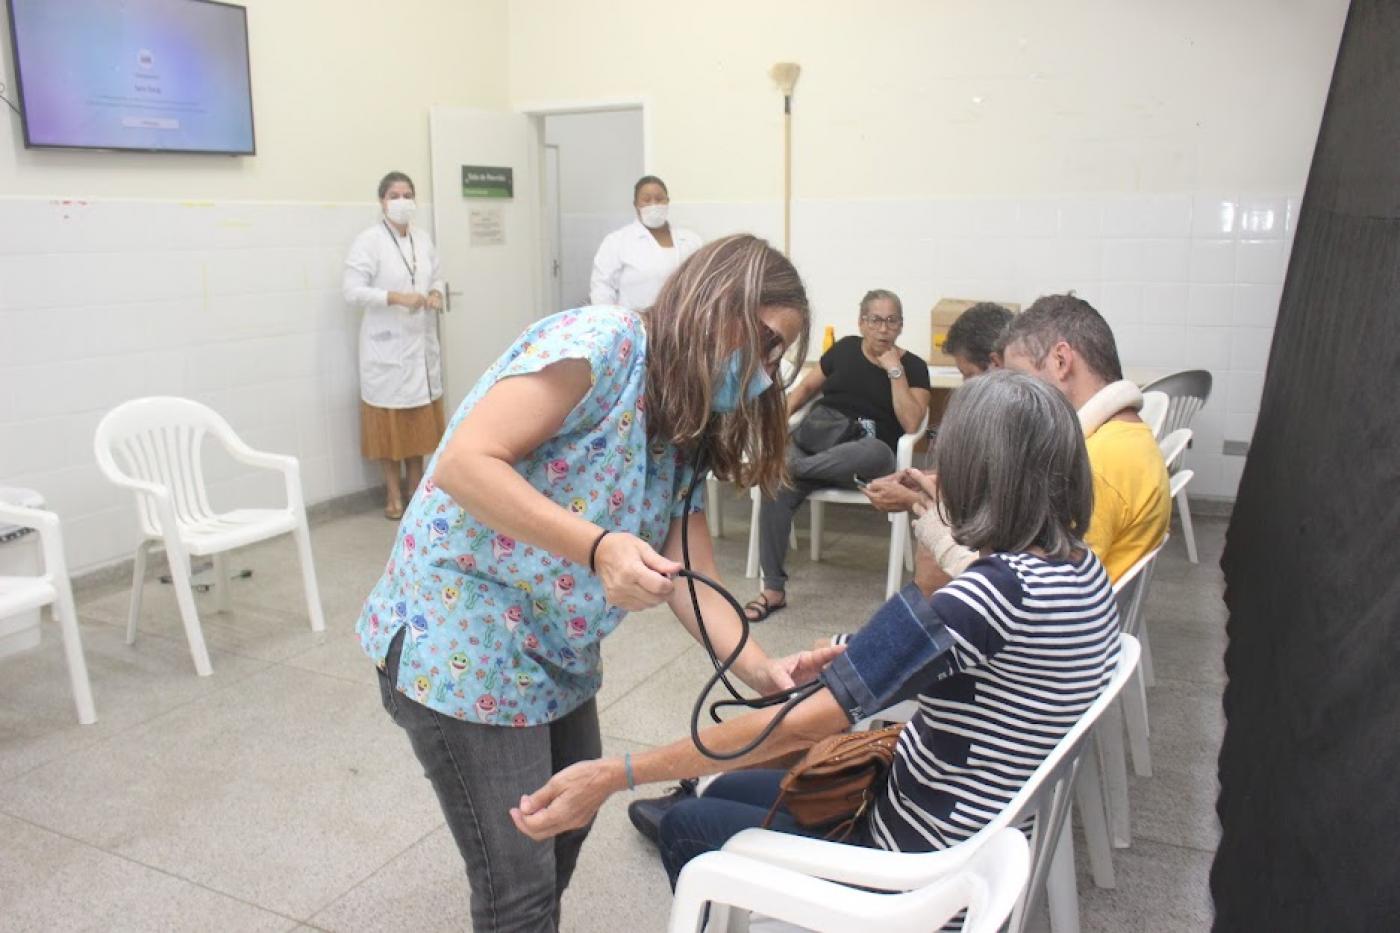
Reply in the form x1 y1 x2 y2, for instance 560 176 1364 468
853 473 871 489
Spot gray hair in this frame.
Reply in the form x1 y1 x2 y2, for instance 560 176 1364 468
859 289 903 318
996 292 1123 383
933 370 1093 558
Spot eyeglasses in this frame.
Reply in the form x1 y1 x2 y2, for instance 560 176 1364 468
759 322 787 375
862 314 904 330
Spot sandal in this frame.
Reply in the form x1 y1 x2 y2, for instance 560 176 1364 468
385 502 405 521
744 593 788 623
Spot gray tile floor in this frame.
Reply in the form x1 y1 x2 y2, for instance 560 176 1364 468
0 493 1225 932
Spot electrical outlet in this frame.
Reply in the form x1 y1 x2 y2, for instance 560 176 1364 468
1223 440 1250 457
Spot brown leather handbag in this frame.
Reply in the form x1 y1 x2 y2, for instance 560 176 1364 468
763 724 904 841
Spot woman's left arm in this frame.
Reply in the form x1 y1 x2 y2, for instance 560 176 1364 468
884 357 929 437
660 511 842 693
511 687 850 840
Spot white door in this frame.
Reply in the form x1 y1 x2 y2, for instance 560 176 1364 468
543 143 563 313
429 106 544 412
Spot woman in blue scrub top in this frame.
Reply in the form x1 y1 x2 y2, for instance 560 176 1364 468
357 234 837 931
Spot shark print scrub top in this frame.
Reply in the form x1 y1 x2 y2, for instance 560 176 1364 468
356 306 703 727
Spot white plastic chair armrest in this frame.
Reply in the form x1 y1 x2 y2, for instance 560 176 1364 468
0 502 57 536
722 827 970 892
895 430 920 471
0 503 73 581
671 850 967 933
894 412 929 471
224 438 298 474
223 439 304 508
1169 468 1194 498
94 470 184 544
99 470 175 502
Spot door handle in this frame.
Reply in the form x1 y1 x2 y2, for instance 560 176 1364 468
445 284 463 313
552 259 560 277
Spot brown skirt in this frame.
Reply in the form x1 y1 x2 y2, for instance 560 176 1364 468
360 399 446 461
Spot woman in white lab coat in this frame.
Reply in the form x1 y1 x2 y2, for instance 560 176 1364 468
589 175 703 310
343 171 447 519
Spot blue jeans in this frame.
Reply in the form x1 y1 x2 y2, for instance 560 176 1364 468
377 629 601 932
657 770 872 888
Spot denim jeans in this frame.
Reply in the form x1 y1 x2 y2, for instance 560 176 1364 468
376 629 602 932
657 769 871 888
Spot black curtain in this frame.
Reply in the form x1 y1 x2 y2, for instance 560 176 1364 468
1212 1 1400 929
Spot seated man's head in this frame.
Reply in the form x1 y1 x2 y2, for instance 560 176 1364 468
857 289 904 357
944 303 1014 380
997 293 1123 408
935 370 1092 559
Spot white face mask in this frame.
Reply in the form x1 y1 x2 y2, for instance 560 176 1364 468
385 198 417 226
638 203 669 229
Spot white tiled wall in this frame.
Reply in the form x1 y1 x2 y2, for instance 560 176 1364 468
0 190 1289 574
676 193 1296 500
0 197 415 572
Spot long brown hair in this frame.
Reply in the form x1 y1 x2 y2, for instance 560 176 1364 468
644 234 810 496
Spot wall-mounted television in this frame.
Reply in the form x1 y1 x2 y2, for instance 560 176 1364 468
6 0 255 155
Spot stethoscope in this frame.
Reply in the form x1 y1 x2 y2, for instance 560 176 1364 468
676 443 824 760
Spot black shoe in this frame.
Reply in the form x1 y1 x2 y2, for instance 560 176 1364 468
627 778 699 847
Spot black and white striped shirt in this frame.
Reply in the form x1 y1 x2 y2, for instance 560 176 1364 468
820 549 1120 853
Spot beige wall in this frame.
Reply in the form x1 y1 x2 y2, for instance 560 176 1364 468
508 0 1347 201
0 0 509 201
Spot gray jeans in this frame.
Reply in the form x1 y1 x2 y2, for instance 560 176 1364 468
377 629 601 932
759 437 897 592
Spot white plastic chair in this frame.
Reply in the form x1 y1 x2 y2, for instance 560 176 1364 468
0 502 96 724
1143 370 1213 563
669 826 1029 933
1140 391 1169 439
1088 542 1166 862
690 635 1141 933
1143 370 1213 439
94 397 326 677
1158 428 1198 563
1159 428 1191 473
745 411 928 600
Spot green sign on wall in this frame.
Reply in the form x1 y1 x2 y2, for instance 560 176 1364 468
461 165 514 198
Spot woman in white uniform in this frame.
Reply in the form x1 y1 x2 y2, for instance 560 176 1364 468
589 175 703 310
343 171 447 519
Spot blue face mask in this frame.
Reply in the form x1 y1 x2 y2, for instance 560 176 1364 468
712 350 773 413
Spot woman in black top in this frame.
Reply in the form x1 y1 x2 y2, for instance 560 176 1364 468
745 289 931 620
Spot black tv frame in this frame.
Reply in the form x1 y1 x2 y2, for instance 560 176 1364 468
5 0 256 156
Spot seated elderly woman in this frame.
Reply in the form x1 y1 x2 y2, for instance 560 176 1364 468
745 288 931 622
511 370 1122 888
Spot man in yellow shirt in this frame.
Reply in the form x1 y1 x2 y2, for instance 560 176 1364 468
885 292 1170 587
998 293 1170 580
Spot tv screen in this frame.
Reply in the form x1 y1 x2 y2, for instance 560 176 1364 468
6 0 255 155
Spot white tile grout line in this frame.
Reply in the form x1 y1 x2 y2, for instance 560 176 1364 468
299 821 447 926
596 642 700 714
2 637 274 783
0 808 307 926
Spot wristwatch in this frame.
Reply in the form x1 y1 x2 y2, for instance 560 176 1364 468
886 366 904 380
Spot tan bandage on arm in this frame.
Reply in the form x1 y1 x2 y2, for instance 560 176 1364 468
913 507 978 577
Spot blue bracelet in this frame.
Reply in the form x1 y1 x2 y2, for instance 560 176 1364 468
623 752 636 790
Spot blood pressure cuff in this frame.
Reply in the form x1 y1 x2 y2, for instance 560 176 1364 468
820 582 960 723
